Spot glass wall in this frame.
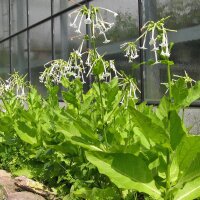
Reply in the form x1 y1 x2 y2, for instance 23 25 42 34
0 0 199 104
143 0 200 101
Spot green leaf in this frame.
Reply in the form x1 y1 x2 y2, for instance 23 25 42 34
174 135 200 174
129 108 169 145
174 80 200 108
177 153 200 187
86 151 161 199
93 59 104 75
172 78 188 107
156 96 170 120
73 187 121 200
169 111 185 150
14 121 37 145
174 176 200 200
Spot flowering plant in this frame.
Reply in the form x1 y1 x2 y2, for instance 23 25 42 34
1 4 200 200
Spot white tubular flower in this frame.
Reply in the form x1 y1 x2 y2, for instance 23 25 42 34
120 42 139 62
75 13 84 34
84 10 92 24
121 17 176 64
98 7 118 18
174 71 196 87
0 72 27 100
69 5 117 44
69 9 82 29
119 75 140 108
139 31 148 50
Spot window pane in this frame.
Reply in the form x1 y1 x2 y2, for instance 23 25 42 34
11 32 28 75
29 0 51 25
54 0 81 14
30 21 52 94
0 0 9 40
10 0 27 34
0 41 10 79
143 0 200 101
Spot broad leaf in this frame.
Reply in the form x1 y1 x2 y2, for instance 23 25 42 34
173 135 200 173
129 108 169 145
174 176 200 200
169 110 185 150
86 151 161 199
173 80 200 108
14 121 37 145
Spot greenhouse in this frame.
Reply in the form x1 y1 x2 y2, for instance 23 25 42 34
0 0 200 199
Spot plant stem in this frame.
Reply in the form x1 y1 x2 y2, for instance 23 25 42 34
90 22 108 148
97 75 108 148
165 63 172 199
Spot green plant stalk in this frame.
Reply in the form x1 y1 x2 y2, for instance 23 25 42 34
165 63 172 200
90 22 108 148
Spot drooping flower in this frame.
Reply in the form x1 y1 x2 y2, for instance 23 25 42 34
0 72 27 100
121 17 176 64
69 5 118 44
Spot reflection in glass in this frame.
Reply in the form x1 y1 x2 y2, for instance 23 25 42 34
54 0 81 14
0 0 9 40
10 0 27 34
30 21 52 94
0 41 10 79
29 0 51 25
11 32 28 76
143 0 200 101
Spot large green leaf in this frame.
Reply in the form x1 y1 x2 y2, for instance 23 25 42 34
174 176 200 200
129 108 169 145
86 151 161 199
177 154 200 187
56 122 103 151
173 135 200 174
14 121 37 145
173 80 200 108
169 110 185 150
156 96 170 120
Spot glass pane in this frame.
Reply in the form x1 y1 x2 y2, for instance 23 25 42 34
54 9 86 60
11 32 28 76
143 0 200 101
29 0 51 25
0 41 10 79
0 0 9 40
54 0 81 14
10 0 27 34
30 21 52 94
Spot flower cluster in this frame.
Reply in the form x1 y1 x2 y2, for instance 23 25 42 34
69 5 118 43
121 17 176 64
118 74 140 108
86 49 120 81
0 72 27 100
120 42 139 63
161 70 196 94
40 40 87 85
173 70 196 87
